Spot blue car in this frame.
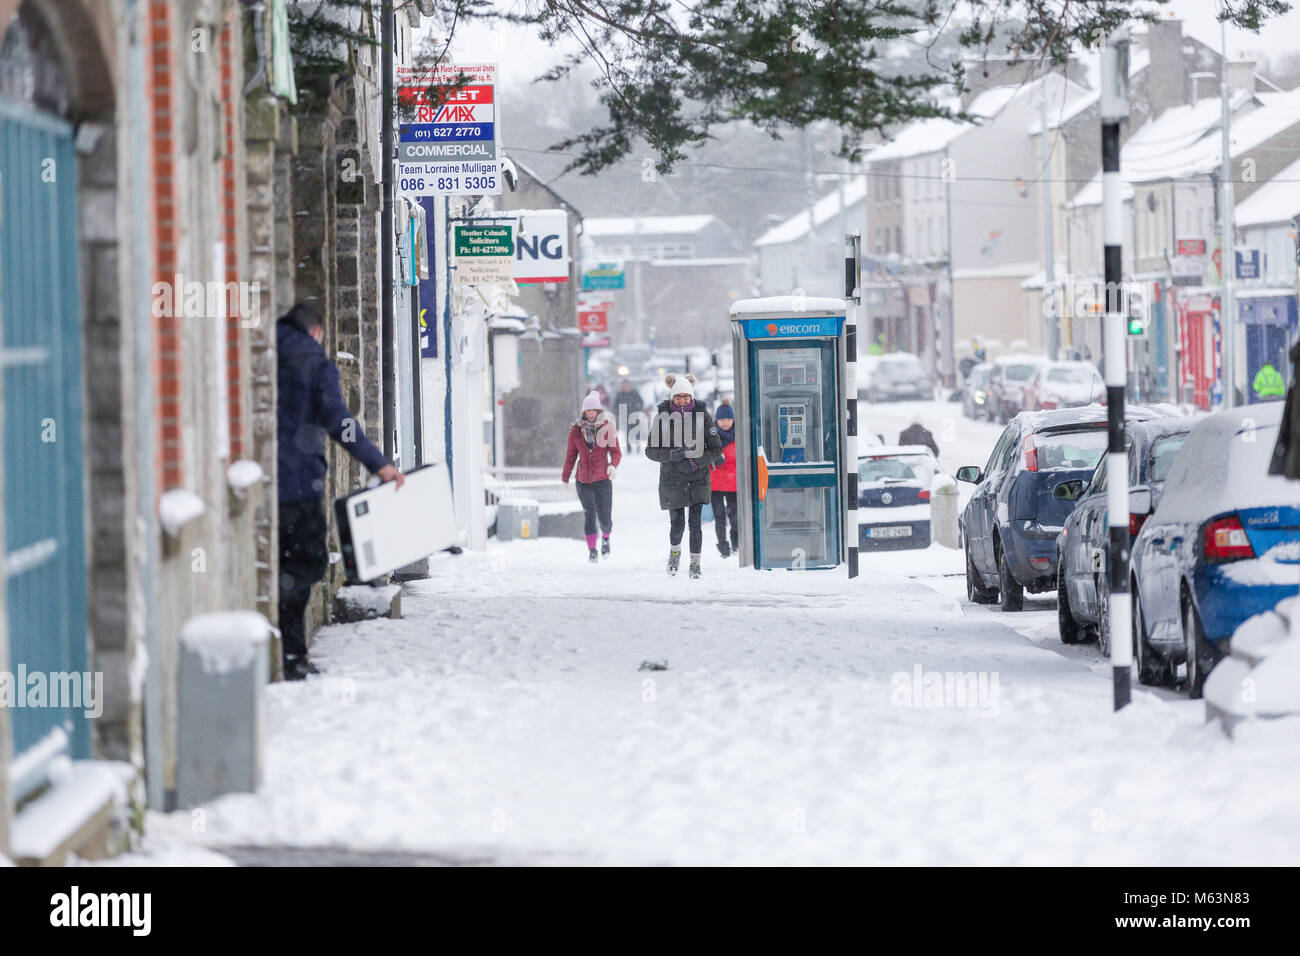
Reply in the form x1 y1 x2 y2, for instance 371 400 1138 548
858 445 942 550
1129 402 1300 697
1055 416 1193 653
957 406 1157 611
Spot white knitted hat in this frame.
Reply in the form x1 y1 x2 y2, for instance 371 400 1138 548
666 373 696 397
581 390 603 412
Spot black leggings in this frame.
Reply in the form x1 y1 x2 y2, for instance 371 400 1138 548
575 479 613 535
711 491 738 548
669 503 704 554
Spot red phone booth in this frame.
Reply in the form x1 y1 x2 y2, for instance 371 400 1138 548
1177 293 1218 410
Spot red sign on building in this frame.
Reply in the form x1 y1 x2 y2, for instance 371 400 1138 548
1176 238 1206 257
578 308 608 332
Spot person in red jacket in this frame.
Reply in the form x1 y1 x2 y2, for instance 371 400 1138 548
562 390 622 562
710 403 738 557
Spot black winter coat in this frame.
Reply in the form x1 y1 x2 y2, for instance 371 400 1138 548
277 319 388 502
1269 337 1300 479
644 400 724 510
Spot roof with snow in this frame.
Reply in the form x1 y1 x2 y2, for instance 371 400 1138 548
867 77 1083 163
729 295 846 317
1069 89 1300 208
753 178 868 248
583 215 718 237
1236 157 1300 227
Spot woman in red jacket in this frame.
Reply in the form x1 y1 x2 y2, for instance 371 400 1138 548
710 403 738 557
562 391 622 563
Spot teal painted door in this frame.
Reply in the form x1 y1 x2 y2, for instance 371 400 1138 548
0 101 90 760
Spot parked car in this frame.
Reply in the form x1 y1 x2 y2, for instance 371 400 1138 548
858 446 944 550
865 352 930 403
1023 361 1103 412
1055 416 1194 654
1129 402 1300 697
957 406 1157 611
961 362 994 420
987 355 1046 423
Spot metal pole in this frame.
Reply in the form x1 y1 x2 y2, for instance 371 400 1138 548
1219 12 1237 408
380 0 397 458
1041 91 1058 360
1102 29 1133 710
633 182 645 344
845 232 861 579
410 281 424 465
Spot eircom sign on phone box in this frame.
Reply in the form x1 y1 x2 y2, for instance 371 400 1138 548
396 63 500 196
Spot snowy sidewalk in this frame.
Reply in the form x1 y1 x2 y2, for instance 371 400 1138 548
144 453 1300 866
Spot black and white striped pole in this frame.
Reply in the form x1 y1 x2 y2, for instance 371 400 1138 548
1102 28 1133 710
846 231 861 579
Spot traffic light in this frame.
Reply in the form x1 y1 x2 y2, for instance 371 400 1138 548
1127 314 1146 336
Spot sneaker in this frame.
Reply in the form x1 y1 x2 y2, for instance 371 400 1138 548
601 538 611 558
667 548 681 576
717 542 731 559
688 555 702 580
588 548 599 564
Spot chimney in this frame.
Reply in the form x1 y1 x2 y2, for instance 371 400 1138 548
1143 17 1186 116
1226 59 1257 95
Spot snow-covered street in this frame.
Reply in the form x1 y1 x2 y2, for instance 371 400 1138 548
142 400 1300 866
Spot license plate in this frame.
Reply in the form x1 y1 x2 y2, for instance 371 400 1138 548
866 526 912 538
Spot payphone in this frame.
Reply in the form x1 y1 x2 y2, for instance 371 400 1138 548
730 297 848 570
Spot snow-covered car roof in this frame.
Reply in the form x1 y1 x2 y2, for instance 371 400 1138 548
1152 401 1297 524
859 445 938 460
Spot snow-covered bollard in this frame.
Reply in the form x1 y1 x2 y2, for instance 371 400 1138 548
497 497 539 541
177 612 271 809
930 472 960 549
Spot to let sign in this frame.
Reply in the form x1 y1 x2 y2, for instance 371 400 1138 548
396 62 501 197
454 224 514 285
578 308 608 332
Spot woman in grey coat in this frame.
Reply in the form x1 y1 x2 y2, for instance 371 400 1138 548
645 373 724 578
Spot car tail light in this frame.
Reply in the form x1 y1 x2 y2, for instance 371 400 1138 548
1021 433 1038 472
1129 512 1147 537
1204 514 1254 562
918 489 931 501
1029 556 1051 570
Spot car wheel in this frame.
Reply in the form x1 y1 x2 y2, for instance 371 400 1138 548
1133 583 1173 687
996 538 1023 612
1181 589 1209 699
966 541 998 604
1096 575 1111 657
1057 563 1082 644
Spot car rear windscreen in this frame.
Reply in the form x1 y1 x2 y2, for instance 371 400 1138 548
1148 433 1188 482
1046 366 1097 384
859 455 934 484
1004 363 1037 381
1035 429 1108 470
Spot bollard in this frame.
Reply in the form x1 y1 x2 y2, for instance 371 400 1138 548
497 498 540 541
930 473 960 549
176 611 270 809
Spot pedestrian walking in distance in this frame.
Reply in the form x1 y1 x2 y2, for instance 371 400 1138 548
562 390 621 563
277 303 403 681
646 373 723 579
613 378 645 454
898 416 940 458
710 402 739 558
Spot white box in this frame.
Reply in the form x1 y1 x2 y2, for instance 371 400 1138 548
335 463 458 582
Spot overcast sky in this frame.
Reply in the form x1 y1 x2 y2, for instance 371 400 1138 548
434 0 1300 91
